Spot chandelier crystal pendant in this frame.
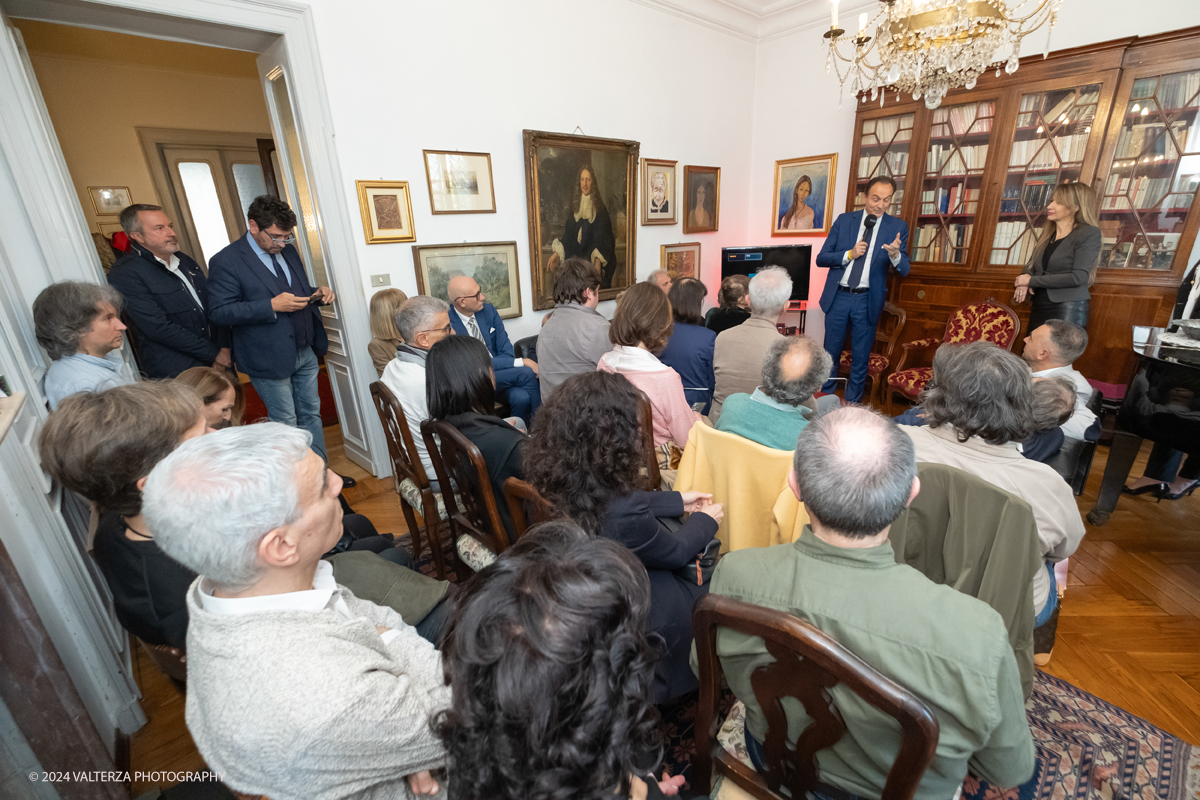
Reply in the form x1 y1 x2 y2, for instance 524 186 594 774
824 0 1063 109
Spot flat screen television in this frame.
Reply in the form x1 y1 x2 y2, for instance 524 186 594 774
720 245 811 301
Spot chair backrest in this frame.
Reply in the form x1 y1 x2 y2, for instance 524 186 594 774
635 389 661 491
138 639 187 686
877 301 908 361
513 334 539 362
369 381 429 492
693 594 939 800
502 477 557 537
941 299 1020 350
421 419 511 555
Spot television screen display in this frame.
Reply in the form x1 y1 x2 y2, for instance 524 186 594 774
721 245 811 301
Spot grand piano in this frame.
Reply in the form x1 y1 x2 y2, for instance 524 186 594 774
1087 326 1200 525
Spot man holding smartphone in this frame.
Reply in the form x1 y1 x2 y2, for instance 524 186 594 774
208 195 339 464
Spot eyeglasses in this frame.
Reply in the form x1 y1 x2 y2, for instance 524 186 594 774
266 233 297 245
418 324 453 336
456 291 484 302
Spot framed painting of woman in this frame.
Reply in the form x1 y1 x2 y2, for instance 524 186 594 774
683 165 720 234
772 153 837 236
523 129 639 311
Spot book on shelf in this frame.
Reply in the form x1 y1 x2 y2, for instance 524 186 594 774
865 115 914 146
991 222 1039 266
858 150 908 178
1020 178 1057 212
1131 72 1200 114
1009 133 1088 167
920 185 978 215
1115 121 1188 160
916 222 972 262
927 143 988 173
1101 174 1194 210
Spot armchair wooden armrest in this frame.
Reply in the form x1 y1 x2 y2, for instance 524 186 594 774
893 338 941 374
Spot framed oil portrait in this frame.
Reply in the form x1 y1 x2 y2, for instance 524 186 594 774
682 166 720 234
523 129 639 311
88 186 131 216
640 158 677 225
422 150 496 214
660 242 701 282
356 180 416 244
772 153 838 236
413 241 522 319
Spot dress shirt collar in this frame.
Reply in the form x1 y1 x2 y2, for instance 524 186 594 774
199 560 337 616
1031 365 1070 378
793 525 897 569
599 345 667 372
453 306 477 328
246 230 270 260
922 424 1024 461
61 350 125 372
749 387 812 416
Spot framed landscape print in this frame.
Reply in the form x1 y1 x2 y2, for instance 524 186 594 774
356 180 416 244
88 186 131 216
660 242 700 282
413 241 522 319
523 129 639 311
772 153 837 236
422 150 496 214
640 158 677 225
682 166 720 234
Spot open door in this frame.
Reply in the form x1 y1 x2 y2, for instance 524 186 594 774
256 38 372 469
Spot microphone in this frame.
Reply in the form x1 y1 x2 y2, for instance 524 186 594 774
862 213 878 243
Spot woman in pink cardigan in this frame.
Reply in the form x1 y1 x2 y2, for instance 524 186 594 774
597 282 701 471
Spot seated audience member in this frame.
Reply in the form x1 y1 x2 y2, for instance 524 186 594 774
33 281 135 409
597 281 702 466
436 520 698 800
525 371 723 702
705 274 751 335
659 278 717 413
447 275 540 425
711 267 792 421
715 335 832 450
176 366 243 429
426 336 527 542
902 341 1085 632
537 256 610 400
382 296 454 480
143 424 449 798
647 269 673 293
368 287 409 377
703 407 1034 798
1020 319 1097 440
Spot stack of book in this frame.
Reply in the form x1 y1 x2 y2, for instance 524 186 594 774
862 114 915 146
920 185 979 215
927 144 989 173
931 102 995 137
857 149 909 179
991 223 1038 265
1115 121 1189 159
915 223 972 263
1101 175 1195 210
1009 133 1088 167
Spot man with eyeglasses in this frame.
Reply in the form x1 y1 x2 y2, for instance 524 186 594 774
208 195 340 469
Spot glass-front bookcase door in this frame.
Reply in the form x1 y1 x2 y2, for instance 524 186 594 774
853 111 914 214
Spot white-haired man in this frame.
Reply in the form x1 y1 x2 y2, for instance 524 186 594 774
382 295 454 479
646 269 673 293
144 424 448 799
710 266 792 421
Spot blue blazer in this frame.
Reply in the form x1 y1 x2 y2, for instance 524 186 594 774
449 303 519 371
658 322 716 414
816 210 911 325
206 235 328 379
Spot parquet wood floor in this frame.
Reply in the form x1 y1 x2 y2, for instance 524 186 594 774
126 424 1200 794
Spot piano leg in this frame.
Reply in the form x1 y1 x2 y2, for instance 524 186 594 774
1087 430 1144 526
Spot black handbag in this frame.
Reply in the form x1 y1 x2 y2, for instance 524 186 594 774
657 515 721 585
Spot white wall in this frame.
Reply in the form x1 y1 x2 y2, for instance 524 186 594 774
749 0 1200 346
307 0 759 341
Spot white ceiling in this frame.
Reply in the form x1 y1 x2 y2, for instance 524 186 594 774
631 0 876 43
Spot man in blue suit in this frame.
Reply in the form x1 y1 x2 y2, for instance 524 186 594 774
446 275 541 424
816 176 911 403
207 195 336 460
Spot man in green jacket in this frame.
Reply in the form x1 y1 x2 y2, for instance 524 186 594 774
698 406 1034 799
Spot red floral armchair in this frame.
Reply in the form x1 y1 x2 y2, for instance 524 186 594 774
885 299 1020 415
837 302 906 408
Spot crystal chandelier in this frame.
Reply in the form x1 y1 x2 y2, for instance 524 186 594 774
824 0 1062 109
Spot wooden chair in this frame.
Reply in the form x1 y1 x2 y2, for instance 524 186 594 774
138 639 187 690
421 419 510 574
635 389 662 491
838 301 907 408
693 594 939 800
369 381 447 579
886 298 1020 415
502 477 557 538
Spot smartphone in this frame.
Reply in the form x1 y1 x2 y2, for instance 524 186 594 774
308 292 322 304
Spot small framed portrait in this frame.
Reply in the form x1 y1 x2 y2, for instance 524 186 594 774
413 240 522 319
640 158 677 225
422 150 496 214
683 166 720 234
96 222 125 237
88 186 132 216
772 153 838 236
660 242 701 282
356 180 416 244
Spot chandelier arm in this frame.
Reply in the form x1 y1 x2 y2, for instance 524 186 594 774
1003 0 1055 26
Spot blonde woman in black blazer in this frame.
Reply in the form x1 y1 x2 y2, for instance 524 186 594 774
1013 182 1102 330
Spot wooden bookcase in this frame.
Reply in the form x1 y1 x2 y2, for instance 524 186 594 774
846 27 1200 384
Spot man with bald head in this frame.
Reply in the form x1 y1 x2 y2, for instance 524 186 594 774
715 335 833 449
700 406 1034 798
446 275 541 423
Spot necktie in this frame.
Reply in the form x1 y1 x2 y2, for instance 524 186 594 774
467 316 484 343
846 228 871 289
270 253 291 288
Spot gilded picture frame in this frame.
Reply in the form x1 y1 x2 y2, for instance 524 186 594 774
422 150 497 214
356 180 416 244
523 129 640 311
641 158 677 225
413 241 522 320
772 153 838 236
660 242 701 282
88 186 131 216
682 166 720 234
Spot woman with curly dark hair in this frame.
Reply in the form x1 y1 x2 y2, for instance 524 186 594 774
524 371 723 702
436 520 696 800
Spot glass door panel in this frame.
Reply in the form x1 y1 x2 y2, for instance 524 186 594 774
854 112 914 212
177 161 234 267
230 161 267 220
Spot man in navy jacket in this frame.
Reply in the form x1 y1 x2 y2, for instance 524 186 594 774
207 196 335 459
447 275 541 424
815 176 911 403
108 204 230 378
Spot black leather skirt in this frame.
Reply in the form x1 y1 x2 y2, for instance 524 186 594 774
1028 296 1089 330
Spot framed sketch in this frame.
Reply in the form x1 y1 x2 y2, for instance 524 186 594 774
772 153 838 236
413 241 522 319
356 180 416 244
682 166 720 234
422 150 496 214
523 129 639 311
641 158 677 225
660 242 701 282
96 222 125 237
88 186 131 216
